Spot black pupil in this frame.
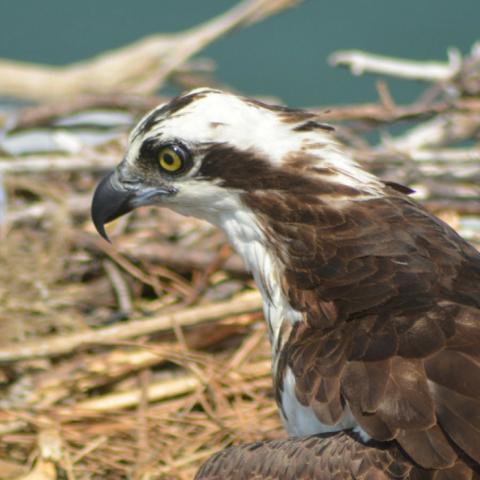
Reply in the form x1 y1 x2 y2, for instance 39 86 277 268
163 153 175 165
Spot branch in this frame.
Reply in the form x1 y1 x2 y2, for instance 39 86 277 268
69 375 201 412
0 0 300 101
61 359 270 413
329 48 462 82
380 112 480 151
407 148 480 164
0 291 262 362
11 94 160 131
313 98 480 124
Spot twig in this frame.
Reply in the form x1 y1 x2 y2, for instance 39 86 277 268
329 47 462 82
1 315 256 411
67 375 201 412
70 436 108 465
122 242 246 276
6 194 91 224
135 368 151 478
361 148 480 166
0 151 119 173
407 148 480 163
312 98 480 124
102 259 133 314
381 113 480 151
0 172 6 237
92 236 168 297
60 358 271 414
11 94 160 131
0 291 262 362
375 79 396 112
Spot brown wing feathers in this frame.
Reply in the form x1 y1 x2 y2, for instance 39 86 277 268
259 190 480 476
195 432 415 480
196 432 479 479
203 185 480 477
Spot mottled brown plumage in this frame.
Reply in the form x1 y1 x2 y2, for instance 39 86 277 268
265 191 480 472
247 181 480 477
195 432 479 480
91 89 480 479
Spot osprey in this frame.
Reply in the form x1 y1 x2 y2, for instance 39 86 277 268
91 89 480 479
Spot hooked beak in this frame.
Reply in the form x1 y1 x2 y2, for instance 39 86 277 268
91 170 176 242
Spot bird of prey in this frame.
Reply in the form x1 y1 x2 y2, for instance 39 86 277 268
91 88 480 479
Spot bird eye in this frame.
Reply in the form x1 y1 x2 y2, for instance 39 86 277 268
157 145 189 174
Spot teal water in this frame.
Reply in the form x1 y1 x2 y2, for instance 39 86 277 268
0 1 478 106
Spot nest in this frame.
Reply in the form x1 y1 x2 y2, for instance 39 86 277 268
0 1 479 478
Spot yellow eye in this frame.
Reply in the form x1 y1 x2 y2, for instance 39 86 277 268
158 147 183 173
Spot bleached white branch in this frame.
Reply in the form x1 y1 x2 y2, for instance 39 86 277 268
0 0 300 100
329 48 462 82
408 148 480 164
380 112 480 151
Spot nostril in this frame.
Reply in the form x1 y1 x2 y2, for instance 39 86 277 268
119 177 142 190
123 179 141 186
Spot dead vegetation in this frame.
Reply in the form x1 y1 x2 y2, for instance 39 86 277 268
0 1 479 478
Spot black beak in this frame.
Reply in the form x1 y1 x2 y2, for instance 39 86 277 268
91 171 136 242
91 170 177 242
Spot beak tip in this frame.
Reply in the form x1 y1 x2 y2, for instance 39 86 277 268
91 171 131 243
90 204 111 243
94 221 112 243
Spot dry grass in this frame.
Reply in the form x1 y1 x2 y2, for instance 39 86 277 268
0 163 287 479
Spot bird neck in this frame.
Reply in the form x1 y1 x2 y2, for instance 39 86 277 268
217 183 383 346
217 204 303 354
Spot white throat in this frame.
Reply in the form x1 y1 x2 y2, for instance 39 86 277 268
166 184 301 351
215 202 371 441
215 202 302 354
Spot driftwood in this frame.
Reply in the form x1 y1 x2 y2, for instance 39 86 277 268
0 2 479 479
0 0 300 101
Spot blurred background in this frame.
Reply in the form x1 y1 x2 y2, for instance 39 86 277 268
1 0 479 105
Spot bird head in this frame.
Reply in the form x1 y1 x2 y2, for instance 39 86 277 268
91 88 381 241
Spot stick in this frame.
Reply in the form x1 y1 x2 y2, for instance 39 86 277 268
0 291 262 362
60 359 271 413
68 375 201 412
329 48 462 82
0 152 119 173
